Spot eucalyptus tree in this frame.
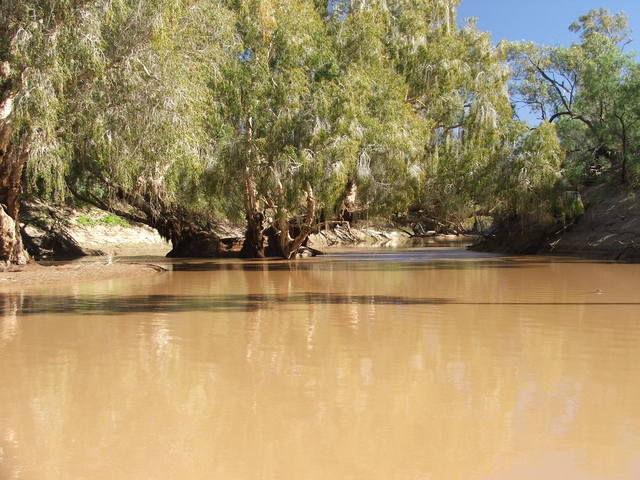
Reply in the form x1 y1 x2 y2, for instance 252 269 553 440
208 0 336 258
282 0 516 228
1 0 230 265
210 0 434 258
366 0 515 223
54 0 238 256
490 121 566 220
368 0 569 228
612 65 640 184
319 0 430 218
508 9 639 184
1 0 100 265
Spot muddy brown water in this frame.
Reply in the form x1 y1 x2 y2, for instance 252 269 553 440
1 248 640 479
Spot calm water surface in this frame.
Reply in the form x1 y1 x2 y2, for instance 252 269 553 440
1 248 640 479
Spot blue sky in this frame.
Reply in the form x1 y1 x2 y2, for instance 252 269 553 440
457 0 640 49
457 1 640 123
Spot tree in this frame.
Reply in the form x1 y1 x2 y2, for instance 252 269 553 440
56 0 238 256
3 0 238 260
209 0 437 258
508 9 639 184
3 0 581 263
375 1 516 223
492 121 565 220
1 0 100 266
208 0 335 258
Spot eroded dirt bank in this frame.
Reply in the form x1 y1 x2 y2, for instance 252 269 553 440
21 200 171 259
473 184 640 261
546 184 640 261
18 200 475 264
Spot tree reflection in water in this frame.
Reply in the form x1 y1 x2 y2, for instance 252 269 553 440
1 253 640 479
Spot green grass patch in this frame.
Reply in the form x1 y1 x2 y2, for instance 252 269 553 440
76 213 130 228
76 214 97 227
100 214 130 228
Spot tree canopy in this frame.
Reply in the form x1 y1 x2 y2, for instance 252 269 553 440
2 1 635 264
508 8 640 185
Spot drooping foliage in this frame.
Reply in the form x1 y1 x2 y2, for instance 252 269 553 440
490 121 566 219
1 0 104 264
26 1 239 250
208 0 550 251
2 0 593 263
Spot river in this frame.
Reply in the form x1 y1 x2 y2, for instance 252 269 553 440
1 247 640 479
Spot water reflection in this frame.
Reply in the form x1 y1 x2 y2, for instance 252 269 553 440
1 250 640 479
170 254 535 272
3 292 640 317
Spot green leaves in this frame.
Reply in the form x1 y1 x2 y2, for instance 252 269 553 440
508 8 640 186
569 8 631 45
10 0 596 240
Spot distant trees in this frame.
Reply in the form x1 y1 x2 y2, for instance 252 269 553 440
508 8 640 185
490 121 565 220
386 4 516 222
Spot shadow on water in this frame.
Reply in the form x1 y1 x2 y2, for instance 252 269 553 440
2 293 453 316
3 292 640 317
170 260 529 272
167 251 579 272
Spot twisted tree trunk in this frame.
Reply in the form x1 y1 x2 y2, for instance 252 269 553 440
270 185 316 259
0 62 29 267
284 188 316 259
240 166 265 258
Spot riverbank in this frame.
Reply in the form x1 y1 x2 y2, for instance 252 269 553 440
473 183 640 261
19 201 436 259
20 200 172 259
0 262 166 292
17 200 478 266
307 223 411 249
546 184 640 261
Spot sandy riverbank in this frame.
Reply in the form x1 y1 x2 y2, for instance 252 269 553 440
0 262 166 292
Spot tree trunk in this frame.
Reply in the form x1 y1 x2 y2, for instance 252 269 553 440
284 188 316 259
143 205 221 258
620 117 628 184
276 210 293 258
240 210 265 258
268 187 317 259
113 202 222 259
340 180 358 222
66 170 223 258
0 72 29 267
240 167 265 258
268 171 294 258
166 229 221 258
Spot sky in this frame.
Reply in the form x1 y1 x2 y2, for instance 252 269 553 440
457 1 640 123
457 0 640 49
